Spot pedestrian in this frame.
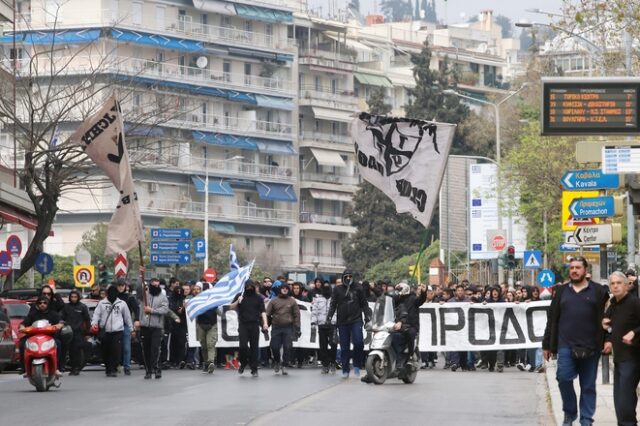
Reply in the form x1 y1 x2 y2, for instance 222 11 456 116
483 287 505 372
91 286 133 377
230 280 268 377
139 277 169 379
542 257 610 426
266 283 300 376
311 280 337 374
169 284 188 369
625 269 638 298
195 298 218 374
116 279 140 376
443 284 472 372
62 289 91 375
327 270 371 379
602 271 640 426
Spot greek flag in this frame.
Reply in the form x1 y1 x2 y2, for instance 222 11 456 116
186 260 254 321
229 244 239 270
50 127 61 147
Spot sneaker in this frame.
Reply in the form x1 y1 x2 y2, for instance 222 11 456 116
155 370 162 379
443 363 450 370
342 371 349 379
562 414 576 426
202 363 208 372
353 367 361 377
144 371 152 379
329 363 336 374
281 367 288 376
274 362 281 374
321 366 329 374
429 361 435 369
450 364 458 372
186 362 195 370
361 375 372 384
251 369 258 377
232 359 240 370
516 363 526 371
124 368 131 376
468 365 476 371
208 363 215 374
528 364 536 372
488 367 495 372
497 364 504 373
536 366 546 373
238 364 245 375
297 361 303 369
179 361 186 370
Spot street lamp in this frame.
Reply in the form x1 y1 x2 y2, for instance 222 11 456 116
515 21 605 76
312 257 319 279
444 84 529 284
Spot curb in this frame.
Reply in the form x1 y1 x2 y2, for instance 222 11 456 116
545 360 563 426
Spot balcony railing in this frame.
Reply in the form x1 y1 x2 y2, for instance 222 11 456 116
299 85 357 106
300 172 359 186
299 131 351 146
129 149 295 182
299 212 351 226
299 48 355 63
299 253 345 267
162 112 293 140
140 198 296 225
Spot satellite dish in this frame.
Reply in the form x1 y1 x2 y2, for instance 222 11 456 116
196 56 208 69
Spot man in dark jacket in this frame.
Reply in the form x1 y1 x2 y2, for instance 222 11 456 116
196 302 218 374
230 280 268 377
62 290 91 375
20 296 64 373
327 270 371 379
116 279 139 376
139 278 169 379
542 257 610 426
266 284 300 376
391 283 426 367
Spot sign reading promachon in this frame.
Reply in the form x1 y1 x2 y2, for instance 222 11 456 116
542 77 640 135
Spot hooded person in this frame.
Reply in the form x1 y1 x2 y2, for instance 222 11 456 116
138 278 169 379
62 289 91 375
311 280 337 373
266 283 300 375
230 280 269 376
91 285 133 377
327 270 371 378
270 280 283 299
386 282 426 370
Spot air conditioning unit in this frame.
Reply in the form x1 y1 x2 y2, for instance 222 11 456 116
148 182 159 193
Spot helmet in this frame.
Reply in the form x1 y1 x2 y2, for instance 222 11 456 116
396 282 411 296
60 324 74 344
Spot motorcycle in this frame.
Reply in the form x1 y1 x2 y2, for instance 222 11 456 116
22 320 61 392
365 295 419 385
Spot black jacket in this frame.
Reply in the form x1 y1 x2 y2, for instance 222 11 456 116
62 301 91 331
22 308 62 327
197 307 217 327
396 291 427 330
118 292 140 322
542 281 610 353
327 283 371 326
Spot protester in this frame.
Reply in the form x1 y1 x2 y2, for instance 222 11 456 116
20 296 64 374
483 286 505 372
543 257 609 426
116 279 140 376
602 271 640 426
327 270 371 379
169 284 188 369
196 296 218 374
230 280 268 377
62 290 91 375
311 281 337 374
139 278 169 379
443 284 472 372
91 286 133 377
266 283 300 376
625 269 638 298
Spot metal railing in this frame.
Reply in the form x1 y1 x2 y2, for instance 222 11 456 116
162 112 293 140
300 172 359 186
299 253 346 267
299 85 356 105
299 131 351 146
299 212 351 226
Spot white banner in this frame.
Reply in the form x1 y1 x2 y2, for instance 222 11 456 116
186 300 550 352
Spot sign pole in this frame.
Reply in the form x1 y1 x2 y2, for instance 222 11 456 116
138 241 147 308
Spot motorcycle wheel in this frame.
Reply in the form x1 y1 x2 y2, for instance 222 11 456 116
401 350 419 384
32 364 47 392
365 353 388 385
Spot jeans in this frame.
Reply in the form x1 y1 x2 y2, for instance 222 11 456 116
121 326 131 370
556 346 600 424
338 320 364 373
449 351 468 368
238 323 260 371
613 359 640 426
270 326 293 365
140 327 163 374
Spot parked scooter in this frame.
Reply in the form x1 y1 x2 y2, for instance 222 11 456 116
364 294 419 385
23 320 61 392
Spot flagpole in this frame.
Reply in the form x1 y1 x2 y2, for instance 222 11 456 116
138 241 148 307
204 146 209 272
412 230 430 284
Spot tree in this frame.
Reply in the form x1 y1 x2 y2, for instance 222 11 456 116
380 0 413 22
422 0 437 22
366 87 392 116
348 0 360 13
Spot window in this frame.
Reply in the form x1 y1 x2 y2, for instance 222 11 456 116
331 241 338 258
132 2 142 26
155 6 165 30
314 199 322 214
245 237 252 250
244 20 252 33
265 23 273 44
314 76 321 91
314 120 320 132
314 239 322 256
45 0 62 24
223 61 231 82
244 63 251 86
331 122 338 135
331 79 337 94
201 102 207 123
220 15 231 28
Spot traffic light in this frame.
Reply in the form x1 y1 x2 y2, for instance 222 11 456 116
507 245 516 269
98 262 113 284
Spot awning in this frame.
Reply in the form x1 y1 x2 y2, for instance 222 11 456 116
0 203 40 232
311 107 353 123
211 222 236 234
354 72 393 88
255 139 297 155
234 4 293 24
123 76 228 99
0 29 102 44
192 0 237 15
324 33 373 53
110 29 204 53
256 182 297 202
309 189 353 202
192 131 258 150
226 90 257 105
228 47 277 61
255 95 294 111
388 73 415 88
310 148 346 167
124 123 164 137
276 54 294 62
191 176 235 196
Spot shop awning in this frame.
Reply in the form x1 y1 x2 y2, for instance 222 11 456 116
311 107 353 123
388 73 415 87
192 131 258 150
1 29 102 45
309 189 353 202
226 90 257 104
0 203 39 232
256 182 297 202
191 176 235 196
110 29 204 53
211 222 236 234
310 148 346 167
255 139 297 155
354 72 393 88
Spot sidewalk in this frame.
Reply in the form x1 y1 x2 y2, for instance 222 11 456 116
545 357 619 425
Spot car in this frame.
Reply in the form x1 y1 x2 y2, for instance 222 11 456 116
1 299 31 366
0 288 38 302
0 308 15 372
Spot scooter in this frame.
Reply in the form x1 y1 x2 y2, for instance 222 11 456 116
23 320 61 392
364 295 420 385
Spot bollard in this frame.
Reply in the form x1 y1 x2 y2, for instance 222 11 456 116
602 354 610 384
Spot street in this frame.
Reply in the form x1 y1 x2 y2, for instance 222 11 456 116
0 365 552 425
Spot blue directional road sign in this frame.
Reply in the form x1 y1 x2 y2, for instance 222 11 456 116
569 196 616 219
523 250 542 270
150 241 191 252
559 243 600 252
150 228 192 239
561 170 620 191
34 252 54 275
150 253 192 265
537 269 556 288
194 238 206 260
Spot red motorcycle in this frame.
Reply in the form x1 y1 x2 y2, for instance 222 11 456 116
23 320 61 392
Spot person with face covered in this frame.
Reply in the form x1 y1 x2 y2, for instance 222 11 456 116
138 277 169 379
266 284 300 375
91 285 133 377
311 281 337 374
62 290 91 375
230 280 269 377
327 270 372 379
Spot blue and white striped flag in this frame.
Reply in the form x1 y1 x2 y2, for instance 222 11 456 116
186 259 254 321
229 244 239 270
50 127 62 147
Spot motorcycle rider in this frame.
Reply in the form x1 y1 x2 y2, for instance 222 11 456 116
391 282 426 368
61 290 91 375
20 296 64 375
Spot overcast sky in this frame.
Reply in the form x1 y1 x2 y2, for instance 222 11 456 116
312 0 562 25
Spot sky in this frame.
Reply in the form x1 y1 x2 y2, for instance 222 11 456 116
312 0 562 25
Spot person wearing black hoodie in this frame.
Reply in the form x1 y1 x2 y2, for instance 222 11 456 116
169 286 188 369
230 280 268 377
62 290 90 375
327 270 371 379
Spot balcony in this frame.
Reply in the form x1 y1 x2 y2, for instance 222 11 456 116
300 172 359 186
129 149 295 183
298 131 351 152
299 49 355 72
299 212 350 226
299 253 345 268
163 112 293 141
299 85 357 110
139 198 296 226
